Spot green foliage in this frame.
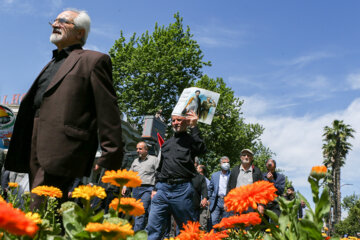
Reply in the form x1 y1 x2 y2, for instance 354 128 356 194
323 120 355 168
335 197 360 236
260 170 338 240
1 185 144 240
109 12 211 130
195 75 269 174
341 193 359 211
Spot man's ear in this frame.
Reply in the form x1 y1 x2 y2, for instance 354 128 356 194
76 29 85 41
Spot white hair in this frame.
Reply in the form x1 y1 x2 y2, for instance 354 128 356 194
65 8 91 46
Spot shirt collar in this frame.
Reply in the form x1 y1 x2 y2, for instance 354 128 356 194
139 154 148 161
240 164 253 173
52 44 82 61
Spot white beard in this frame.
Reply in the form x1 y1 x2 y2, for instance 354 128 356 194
50 33 63 44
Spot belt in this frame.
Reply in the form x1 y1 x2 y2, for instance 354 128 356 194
218 195 225 199
140 184 154 187
162 178 191 184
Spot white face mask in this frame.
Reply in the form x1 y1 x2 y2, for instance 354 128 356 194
220 162 230 171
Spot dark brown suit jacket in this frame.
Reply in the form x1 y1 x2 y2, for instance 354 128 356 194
5 49 123 178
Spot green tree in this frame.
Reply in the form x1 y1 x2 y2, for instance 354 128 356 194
109 13 210 130
195 75 271 174
335 198 360 237
341 193 359 211
322 120 355 228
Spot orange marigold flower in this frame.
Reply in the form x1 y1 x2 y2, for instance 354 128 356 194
85 222 134 239
72 185 106 200
25 212 42 225
109 197 145 216
101 169 142 187
31 186 63 198
213 212 262 229
225 181 277 213
202 229 228 240
177 221 201 240
310 165 327 180
0 202 39 237
8 182 18 188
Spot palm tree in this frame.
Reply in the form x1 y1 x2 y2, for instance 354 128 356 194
322 120 355 228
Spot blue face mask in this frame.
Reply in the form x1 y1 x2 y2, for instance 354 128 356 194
221 162 230 171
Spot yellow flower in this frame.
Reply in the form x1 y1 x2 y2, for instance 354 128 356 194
8 182 18 188
85 222 134 239
101 169 142 187
109 197 145 216
31 186 63 198
25 212 42 225
72 185 106 201
0 196 5 203
310 165 327 180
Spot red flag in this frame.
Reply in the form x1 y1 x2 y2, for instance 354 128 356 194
157 132 164 148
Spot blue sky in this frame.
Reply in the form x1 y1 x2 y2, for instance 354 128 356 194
1 0 360 214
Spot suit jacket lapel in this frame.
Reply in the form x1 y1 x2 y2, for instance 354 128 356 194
45 49 82 93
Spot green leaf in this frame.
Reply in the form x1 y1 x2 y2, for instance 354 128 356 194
73 230 91 238
61 204 86 239
133 230 148 240
46 235 67 240
265 209 279 223
299 219 323 240
104 217 129 225
308 176 320 203
89 210 104 223
278 214 289 233
315 186 330 220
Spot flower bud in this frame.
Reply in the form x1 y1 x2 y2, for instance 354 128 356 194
310 165 327 180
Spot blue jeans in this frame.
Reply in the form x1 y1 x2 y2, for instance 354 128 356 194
211 197 225 227
146 182 195 240
132 186 153 232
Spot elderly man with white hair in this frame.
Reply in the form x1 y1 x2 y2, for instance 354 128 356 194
5 9 123 208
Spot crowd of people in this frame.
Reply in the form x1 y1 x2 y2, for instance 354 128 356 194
0 7 307 240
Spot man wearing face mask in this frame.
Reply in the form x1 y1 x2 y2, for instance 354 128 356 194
208 156 231 227
227 149 264 213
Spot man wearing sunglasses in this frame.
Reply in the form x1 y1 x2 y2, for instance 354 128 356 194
5 9 123 208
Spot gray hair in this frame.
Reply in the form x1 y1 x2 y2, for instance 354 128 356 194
66 8 91 46
220 156 229 163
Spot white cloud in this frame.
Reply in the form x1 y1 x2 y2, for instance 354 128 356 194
0 0 63 16
240 95 271 117
193 23 247 48
243 96 360 203
273 51 333 68
347 73 360 90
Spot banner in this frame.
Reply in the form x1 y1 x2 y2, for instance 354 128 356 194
0 105 15 149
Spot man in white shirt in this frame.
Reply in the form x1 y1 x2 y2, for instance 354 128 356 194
208 156 231 227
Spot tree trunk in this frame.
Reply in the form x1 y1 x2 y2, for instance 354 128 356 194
334 165 341 223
